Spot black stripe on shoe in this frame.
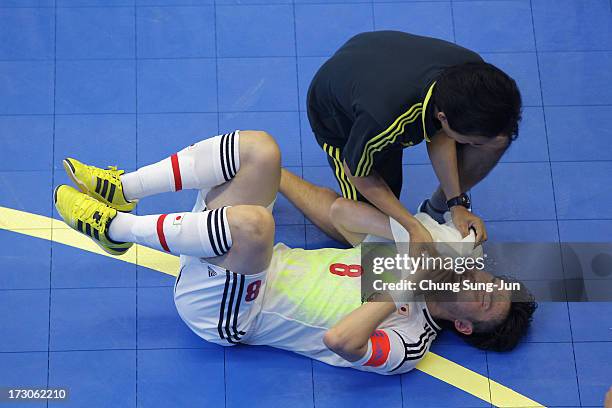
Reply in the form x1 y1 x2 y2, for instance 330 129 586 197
107 183 116 203
93 228 100 240
95 177 102 194
100 179 109 199
85 224 92 237
77 220 84 233
65 159 76 174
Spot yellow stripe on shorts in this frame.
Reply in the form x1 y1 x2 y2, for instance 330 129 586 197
355 103 422 177
323 143 357 201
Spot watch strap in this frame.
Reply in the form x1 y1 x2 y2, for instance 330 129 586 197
447 194 470 209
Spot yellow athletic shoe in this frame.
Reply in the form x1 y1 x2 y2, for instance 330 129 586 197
63 157 137 212
54 184 133 256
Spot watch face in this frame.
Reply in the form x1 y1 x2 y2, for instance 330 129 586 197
461 194 471 207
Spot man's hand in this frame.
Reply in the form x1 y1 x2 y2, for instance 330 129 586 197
407 220 434 244
345 163 435 254
605 386 612 408
404 220 436 259
450 205 487 244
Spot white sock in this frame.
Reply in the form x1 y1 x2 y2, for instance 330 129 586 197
121 131 241 201
107 212 136 243
108 208 233 257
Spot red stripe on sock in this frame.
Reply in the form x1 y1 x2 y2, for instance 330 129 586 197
170 153 182 191
156 214 170 252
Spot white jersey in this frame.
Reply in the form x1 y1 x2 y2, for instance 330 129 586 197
174 212 478 375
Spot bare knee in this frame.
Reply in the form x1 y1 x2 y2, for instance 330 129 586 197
225 205 275 273
239 130 281 170
227 205 275 249
329 197 354 230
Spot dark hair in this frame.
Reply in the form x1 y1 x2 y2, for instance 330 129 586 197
439 277 537 352
433 62 522 140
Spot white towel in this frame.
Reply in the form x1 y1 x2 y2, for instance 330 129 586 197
389 212 483 259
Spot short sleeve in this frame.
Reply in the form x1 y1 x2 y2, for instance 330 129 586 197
352 325 437 375
343 111 386 177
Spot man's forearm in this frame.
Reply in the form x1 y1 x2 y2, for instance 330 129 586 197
344 164 421 233
427 132 462 202
324 293 396 362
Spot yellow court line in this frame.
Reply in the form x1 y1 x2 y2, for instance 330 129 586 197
0 206 179 276
418 353 544 407
0 206 545 408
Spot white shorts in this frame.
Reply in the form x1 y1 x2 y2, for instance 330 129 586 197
173 254 268 346
173 185 273 347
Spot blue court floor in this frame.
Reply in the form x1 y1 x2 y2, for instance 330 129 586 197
1 0 611 407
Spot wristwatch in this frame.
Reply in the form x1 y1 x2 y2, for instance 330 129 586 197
446 193 471 210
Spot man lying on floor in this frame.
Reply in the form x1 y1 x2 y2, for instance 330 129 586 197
54 130 536 375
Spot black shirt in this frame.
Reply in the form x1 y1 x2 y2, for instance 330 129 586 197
307 31 483 177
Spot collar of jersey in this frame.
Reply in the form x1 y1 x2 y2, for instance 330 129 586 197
421 81 436 142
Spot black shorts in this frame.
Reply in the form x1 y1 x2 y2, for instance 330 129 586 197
307 96 403 204
320 142 403 204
